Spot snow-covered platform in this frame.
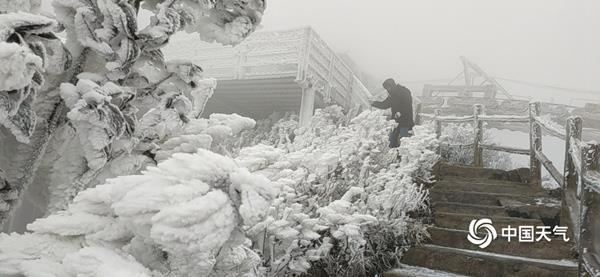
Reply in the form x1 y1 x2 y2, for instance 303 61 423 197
165 27 372 124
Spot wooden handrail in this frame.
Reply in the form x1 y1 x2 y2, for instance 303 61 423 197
479 115 529 123
534 149 565 187
533 116 567 140
441 142 475 148
436 115 475 122
417 102 600 276
481 144 529 156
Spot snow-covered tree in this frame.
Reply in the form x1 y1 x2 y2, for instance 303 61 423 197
0 1 441 276
0 106 439 276
0 0 266 229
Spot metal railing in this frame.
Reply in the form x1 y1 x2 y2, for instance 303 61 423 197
415 102 600 276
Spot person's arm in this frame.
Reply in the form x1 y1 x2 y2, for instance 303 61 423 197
371 96 392 109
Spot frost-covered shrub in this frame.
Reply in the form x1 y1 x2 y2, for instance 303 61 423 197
0 106 439 277
0 0 266 229
440 123 513 170
225 112 299 155
235 107 439 276
0 149 277 277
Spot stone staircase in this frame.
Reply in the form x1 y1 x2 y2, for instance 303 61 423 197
386 164 578 277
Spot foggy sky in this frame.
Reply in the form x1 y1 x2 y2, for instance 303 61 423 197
258 0 600 98
41 0 600 103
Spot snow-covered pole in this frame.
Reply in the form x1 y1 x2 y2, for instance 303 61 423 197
528 102 542 185
564 119 572 190
566 117 583 191
576 141 592 275
562 117 600 276
561 116 583 245
565 117 578 190
473 104 485 167
298 78 317 128
581 144 600 276
434 109 442 139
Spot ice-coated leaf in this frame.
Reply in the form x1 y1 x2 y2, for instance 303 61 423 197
59 80 128 171
0 12 58 142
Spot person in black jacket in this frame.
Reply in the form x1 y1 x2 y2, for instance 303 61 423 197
371 78 415 148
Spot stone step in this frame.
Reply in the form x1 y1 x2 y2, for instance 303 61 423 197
437 164 531 183
409 165 577 276
434 212 543 230
432 202 562 225
427 227 576 260
437 176 544 190
438 176 532 187
433 202 508 217
434 179 544 195
438 175 539 183
401 244 578 277
384 264 470 277
430 190 546 206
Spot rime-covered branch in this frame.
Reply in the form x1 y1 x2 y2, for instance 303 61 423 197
0 0 266 230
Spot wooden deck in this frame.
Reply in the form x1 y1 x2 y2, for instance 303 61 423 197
165 27 373 125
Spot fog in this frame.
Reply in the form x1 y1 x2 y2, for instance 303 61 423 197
41 0 600 104
256 0 600 103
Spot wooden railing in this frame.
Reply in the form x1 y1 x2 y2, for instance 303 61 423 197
415 102 600 276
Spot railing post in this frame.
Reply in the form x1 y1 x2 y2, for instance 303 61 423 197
473 104 485 167
577 143 589 274
581 143 600 261
529 102 542 184
572 118 583 195
589 143 600 170
434 109 442 139
561 116 583 254
564 118 573 190
564 117 583 191
414 103 422 125
298 79 317 128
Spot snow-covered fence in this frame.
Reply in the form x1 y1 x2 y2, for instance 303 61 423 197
564 118 600 276
419 104 531 167
417 101 600 276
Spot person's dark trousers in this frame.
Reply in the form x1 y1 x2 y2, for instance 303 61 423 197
389 124 412 148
